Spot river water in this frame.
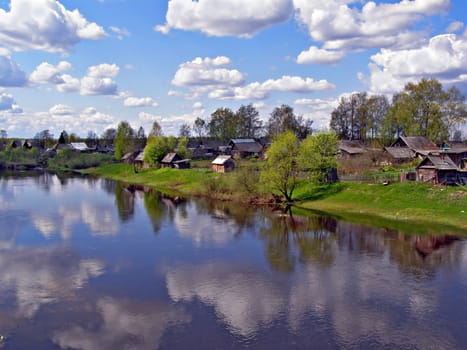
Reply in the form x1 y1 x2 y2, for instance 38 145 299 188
0 172 466 349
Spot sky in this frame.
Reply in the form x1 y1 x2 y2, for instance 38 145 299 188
0 0 466 138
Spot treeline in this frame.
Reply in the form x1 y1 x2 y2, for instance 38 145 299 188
330 78 466 145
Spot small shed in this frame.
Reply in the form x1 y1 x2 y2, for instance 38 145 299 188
416 154 458 185
161 152 191 169
211 155 235 173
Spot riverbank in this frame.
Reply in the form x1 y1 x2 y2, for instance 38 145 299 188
82 163 467 234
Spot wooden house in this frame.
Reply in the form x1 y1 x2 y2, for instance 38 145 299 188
161 152 191 169
211 155 235 173
338 140 367 158
122 150 141 164
228 139 263 159
416 154 459 185
384 136 439 163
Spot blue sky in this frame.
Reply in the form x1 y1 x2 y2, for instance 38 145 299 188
0 0 466 138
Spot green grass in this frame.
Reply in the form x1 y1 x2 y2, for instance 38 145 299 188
294 181 467 232
82 162 467 233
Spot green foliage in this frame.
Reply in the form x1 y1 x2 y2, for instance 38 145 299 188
48 149 114 169
382 78 466 144
143 136 172 165
261 131 300 202
0 147 40 163
176 137 190 159
114 121 136 160
234 164 261 194
300 132 338 183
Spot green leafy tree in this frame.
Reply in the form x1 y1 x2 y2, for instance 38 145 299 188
143 136 172 165
34 129 54 149
236 103 263 138
148 120 162 138
381 78 466 144
114 121 136 160
261 131 300 202
300 132 338 183
176 137 190 159
208 107 237 142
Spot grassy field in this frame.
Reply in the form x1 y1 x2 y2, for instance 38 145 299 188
82 162 467 234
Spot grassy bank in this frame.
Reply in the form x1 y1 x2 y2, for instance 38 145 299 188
82 163 467 233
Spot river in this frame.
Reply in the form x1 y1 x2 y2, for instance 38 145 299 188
0 172 466 349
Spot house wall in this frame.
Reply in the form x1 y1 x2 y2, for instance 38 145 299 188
212 164 225 173
417 168 436 183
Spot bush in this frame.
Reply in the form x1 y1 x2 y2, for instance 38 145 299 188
48 149 114 169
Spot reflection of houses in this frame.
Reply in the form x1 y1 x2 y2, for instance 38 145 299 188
211 155 235 173
413 235 459 258
384 136 438 163
228 139 263 159
338 140 367 158
416 154 459 185
161 152 191 169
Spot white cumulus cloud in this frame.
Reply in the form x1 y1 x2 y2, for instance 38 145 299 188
29 61 72 84
155 0 294 37
124 97 158 108
293 0 450 51
80 63 120 96
0 54 27 87
367 33 467 94
297 46 345 65
0 0 106 52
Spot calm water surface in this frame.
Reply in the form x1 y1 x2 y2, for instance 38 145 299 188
0 172 466 349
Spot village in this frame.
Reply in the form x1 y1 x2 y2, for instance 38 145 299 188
2 133 466 186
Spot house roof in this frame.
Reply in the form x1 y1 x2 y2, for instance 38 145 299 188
232 141 263 153
211 155 234 165
393 136 438 150
70 142 89 151
416 154 458 170
384 147 415 159
135 151 145 162
161 152 180 163
339 140 367 154
229 138 256 144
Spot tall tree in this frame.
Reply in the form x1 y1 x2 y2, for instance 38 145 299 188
208 107 236 142
193 117 207 139
261 131 300 202
330 92 368 141
101 128 117 144
236 104 263 138
34 129 54 149
136 126 147 149
86 131 98 147
178 123 191 138
58 130 68 144
148 120 162 139
382 78 466 144
267 104 312 139
114 121 136 160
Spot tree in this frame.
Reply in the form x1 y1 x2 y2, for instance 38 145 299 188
114 121 136 160
330 92 369 141
149 121 162 138
143 136 171 165
208 107 237 142
136 126 147 149
267 104 312 139
101 128 117 142
261 131 300 202
58 130 68 144
300 132 338 183
86 131 98 147
176 137 190 159
381 78 466 144
0 129 7 149
193 117 207 139
34 129 54 149
178 123 191 138
236 104 263 138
